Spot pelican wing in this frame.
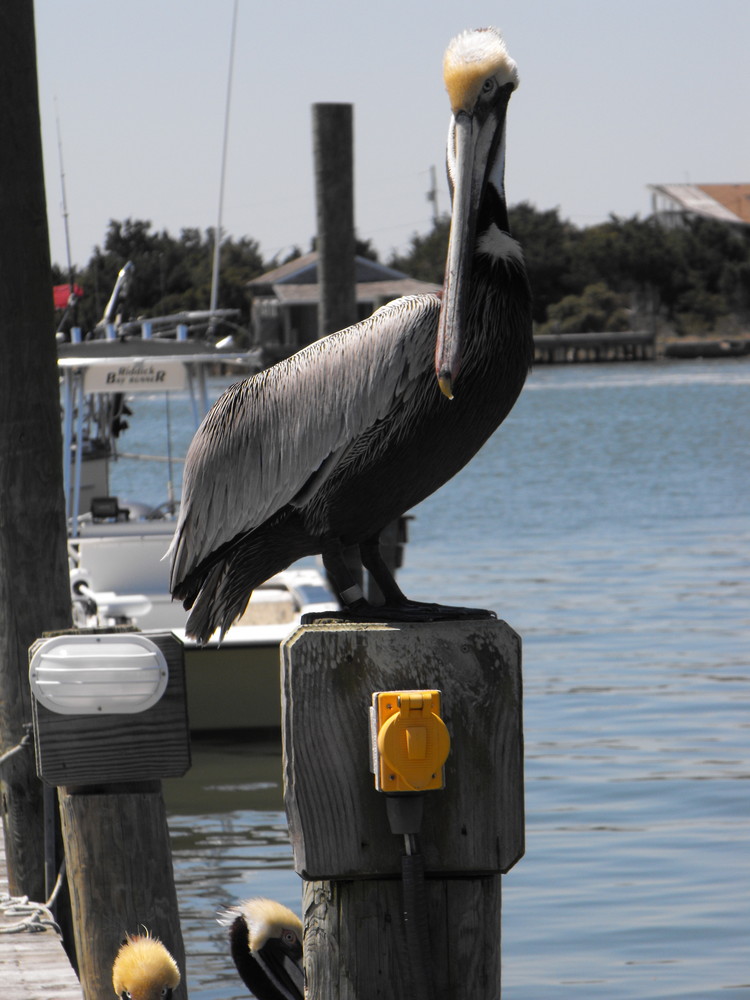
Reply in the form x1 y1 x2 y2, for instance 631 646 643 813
169 294 440 588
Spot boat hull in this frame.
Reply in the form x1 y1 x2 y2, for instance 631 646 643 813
175 627 293 733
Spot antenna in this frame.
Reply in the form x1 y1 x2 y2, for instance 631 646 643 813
209 0 239 321
55 97 75 289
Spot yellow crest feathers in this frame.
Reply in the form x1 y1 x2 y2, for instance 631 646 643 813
112 932 180 1000
443 27 518 113
239 897 303 953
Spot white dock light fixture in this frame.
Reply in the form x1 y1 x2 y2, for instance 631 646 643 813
29 634 168 715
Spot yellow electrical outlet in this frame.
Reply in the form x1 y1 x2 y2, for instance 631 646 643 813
370 689 450 792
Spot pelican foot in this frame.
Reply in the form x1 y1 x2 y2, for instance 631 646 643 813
301 601 497 625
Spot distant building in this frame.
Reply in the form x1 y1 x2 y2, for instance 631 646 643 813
246 251 440 359
649 183 750 228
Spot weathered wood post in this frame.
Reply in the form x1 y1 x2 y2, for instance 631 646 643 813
282 619 524 999
312 102 357 339
29 629 191 1000
0 0 73 902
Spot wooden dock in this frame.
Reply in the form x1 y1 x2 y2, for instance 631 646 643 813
662 337 750 359
534 330 656 363
0 824 82 1000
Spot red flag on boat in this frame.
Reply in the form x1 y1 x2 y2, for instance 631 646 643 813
53 283 84 309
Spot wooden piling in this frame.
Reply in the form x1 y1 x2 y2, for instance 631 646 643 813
302 876 504 1000
58 781 186 1000
0 0 73 902
312 103 357 338
281 619 524 999
29 631 191 999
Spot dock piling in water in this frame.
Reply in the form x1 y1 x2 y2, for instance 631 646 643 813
281 619 524 999
58 781 187 1000
29 630 191 1000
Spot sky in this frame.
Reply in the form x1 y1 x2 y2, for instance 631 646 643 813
35 0 750 275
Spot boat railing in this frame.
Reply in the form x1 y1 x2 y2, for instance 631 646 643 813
114 452 186 464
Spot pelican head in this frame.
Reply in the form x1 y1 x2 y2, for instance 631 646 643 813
112 932 181 1000
436 27 520 398
224 897 304 1000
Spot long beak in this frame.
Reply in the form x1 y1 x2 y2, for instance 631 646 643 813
435 111 477 400
257 939 304 1000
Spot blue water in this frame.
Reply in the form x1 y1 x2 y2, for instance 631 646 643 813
158 358 750 999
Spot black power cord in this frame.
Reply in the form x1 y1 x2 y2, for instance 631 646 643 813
387 795 432 1000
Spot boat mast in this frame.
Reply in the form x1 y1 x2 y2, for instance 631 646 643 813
209 0 239 324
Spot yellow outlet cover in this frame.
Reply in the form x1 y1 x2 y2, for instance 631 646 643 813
374 690 450 792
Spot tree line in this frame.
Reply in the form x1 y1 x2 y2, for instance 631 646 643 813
54 206 750 342
390 204 750 338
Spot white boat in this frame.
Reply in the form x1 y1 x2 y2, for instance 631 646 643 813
59 332 340 732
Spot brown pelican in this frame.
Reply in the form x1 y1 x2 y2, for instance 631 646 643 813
223 898 304 1000
112 931 181 1000
169 27 533 644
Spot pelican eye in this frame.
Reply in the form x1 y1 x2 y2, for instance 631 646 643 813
282 928 298 946
481 77 496 95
